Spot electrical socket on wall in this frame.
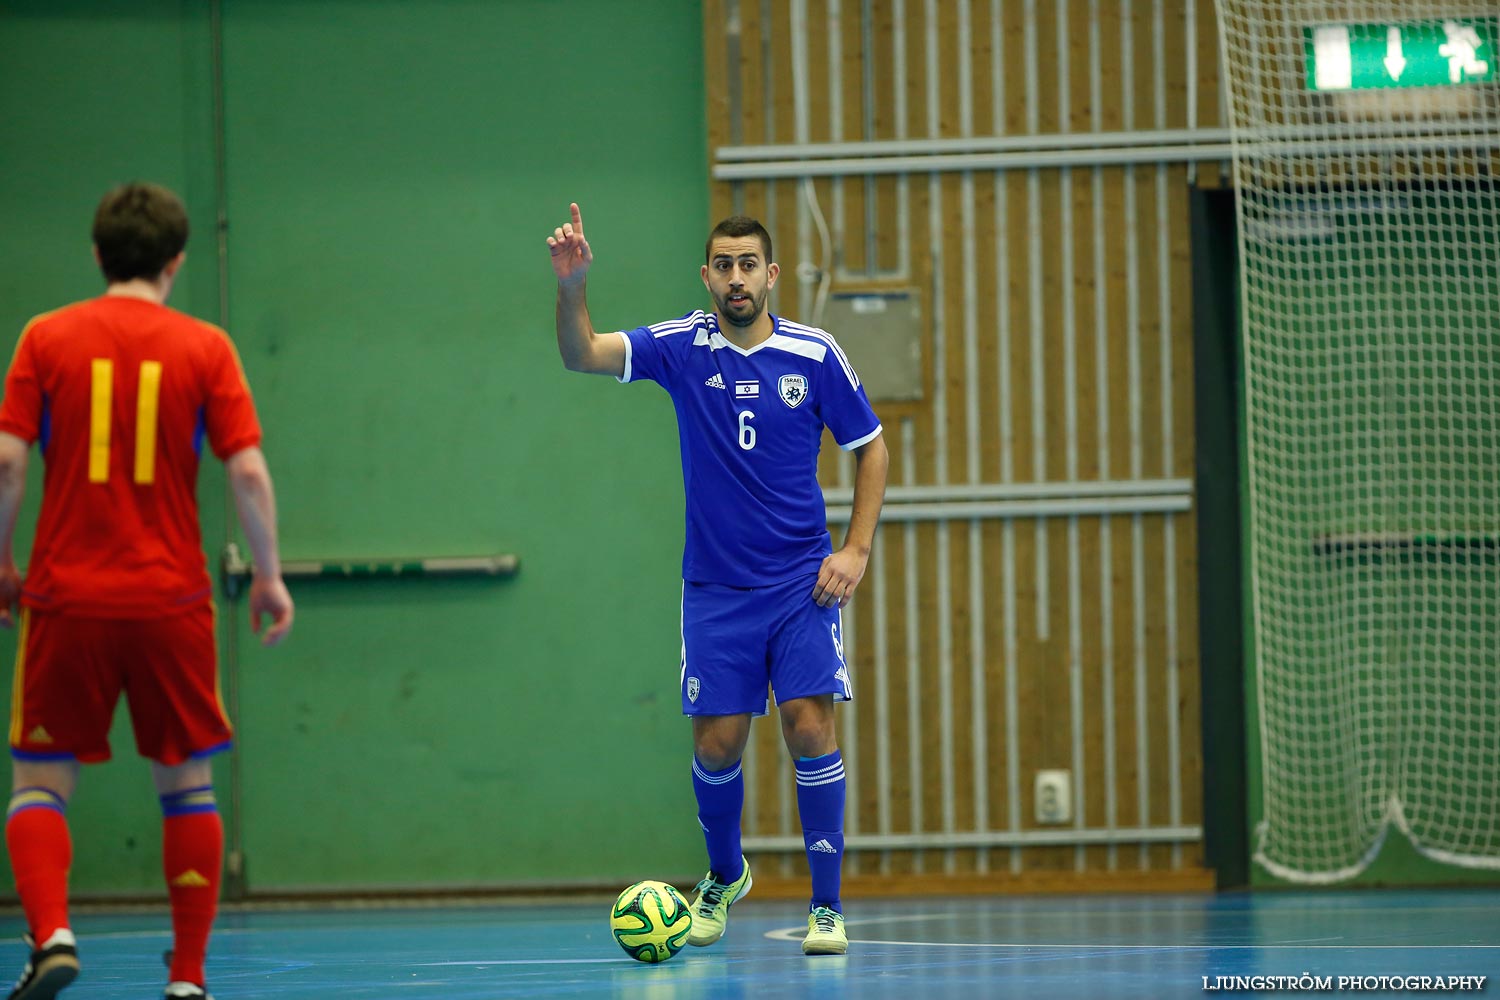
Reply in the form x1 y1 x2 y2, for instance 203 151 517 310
1035 769 1073 825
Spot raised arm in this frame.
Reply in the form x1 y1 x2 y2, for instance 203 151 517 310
548 203 626 377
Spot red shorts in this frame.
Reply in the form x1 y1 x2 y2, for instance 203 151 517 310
8 605 232 766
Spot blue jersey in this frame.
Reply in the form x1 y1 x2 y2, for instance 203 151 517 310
617 310 882 587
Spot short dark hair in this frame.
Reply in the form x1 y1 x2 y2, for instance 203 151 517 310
705 216 772 264
92 182 189 283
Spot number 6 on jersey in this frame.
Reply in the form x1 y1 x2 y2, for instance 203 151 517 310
737 410 756 451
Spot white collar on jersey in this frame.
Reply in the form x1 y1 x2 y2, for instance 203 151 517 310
698 320 829 366
699 314 824 361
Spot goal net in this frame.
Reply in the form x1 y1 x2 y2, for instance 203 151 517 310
1215 0 1500 882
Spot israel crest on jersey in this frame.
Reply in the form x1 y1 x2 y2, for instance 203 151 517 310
779 374 809 408
686 676 701 703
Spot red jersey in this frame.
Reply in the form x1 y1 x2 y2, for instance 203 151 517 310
0 296 262 617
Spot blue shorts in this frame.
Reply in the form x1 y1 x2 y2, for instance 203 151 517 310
679 573 853 717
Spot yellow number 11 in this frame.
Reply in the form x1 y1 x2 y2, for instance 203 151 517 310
89 359 162 485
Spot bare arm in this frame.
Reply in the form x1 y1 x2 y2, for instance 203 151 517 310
812 433 889 609
841 433 890 559
226 446 294 646
548 203 626 377
0 432 28 627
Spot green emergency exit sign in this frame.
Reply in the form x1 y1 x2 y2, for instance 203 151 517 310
1305 20 1496 91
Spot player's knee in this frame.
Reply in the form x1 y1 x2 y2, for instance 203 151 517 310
784 730 835 759
778 696 836 757
151 758 213 796
697 750 740 771
780 714 836 759
693 741 742 772
10 760 79 803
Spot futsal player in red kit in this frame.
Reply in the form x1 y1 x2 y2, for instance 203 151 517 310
0 182 293 999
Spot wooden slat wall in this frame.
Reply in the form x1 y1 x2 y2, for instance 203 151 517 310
704 0 1221 889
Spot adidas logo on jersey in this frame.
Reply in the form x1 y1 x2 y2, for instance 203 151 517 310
170 869 212 888
808 839 838 854
26 726 53 744
704 373 726 389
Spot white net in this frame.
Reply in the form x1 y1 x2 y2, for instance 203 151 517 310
1215 1 1500 882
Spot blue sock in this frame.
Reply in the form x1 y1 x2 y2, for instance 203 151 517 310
692 758 744 882
159 785 217 817
795 750 846 913
7 787 66 819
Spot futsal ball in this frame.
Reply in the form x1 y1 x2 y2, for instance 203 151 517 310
610 879 693 963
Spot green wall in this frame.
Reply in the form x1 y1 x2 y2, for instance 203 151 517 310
0 0 708 894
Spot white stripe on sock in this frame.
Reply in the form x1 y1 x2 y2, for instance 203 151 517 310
796 773 846 787
694 762 742 784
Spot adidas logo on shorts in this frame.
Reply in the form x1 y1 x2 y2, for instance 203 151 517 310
809 839 838 854
704 373 725 390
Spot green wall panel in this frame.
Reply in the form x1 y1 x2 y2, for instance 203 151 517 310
219 0 707 889
0 0 709 893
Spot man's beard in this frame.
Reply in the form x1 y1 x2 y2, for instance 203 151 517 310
717 288 765 327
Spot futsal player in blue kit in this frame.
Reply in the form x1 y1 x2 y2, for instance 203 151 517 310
548 204 888 955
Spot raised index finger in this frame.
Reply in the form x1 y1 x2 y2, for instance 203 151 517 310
570 202 584 236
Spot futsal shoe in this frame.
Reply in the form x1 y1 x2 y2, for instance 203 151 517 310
802 906 848 955
686 856 753 946
161 952 213 999
7 929 79 1000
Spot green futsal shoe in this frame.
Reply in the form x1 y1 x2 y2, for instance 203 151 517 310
686 857 753 946
802 906 848 955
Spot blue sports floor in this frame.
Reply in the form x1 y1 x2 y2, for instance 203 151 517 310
11 889 1497 998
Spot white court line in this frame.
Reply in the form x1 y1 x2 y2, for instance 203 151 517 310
59 929 247 942
73 930 627 967
763 913 1500 949
413 959 626 967
763 927 1500 950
